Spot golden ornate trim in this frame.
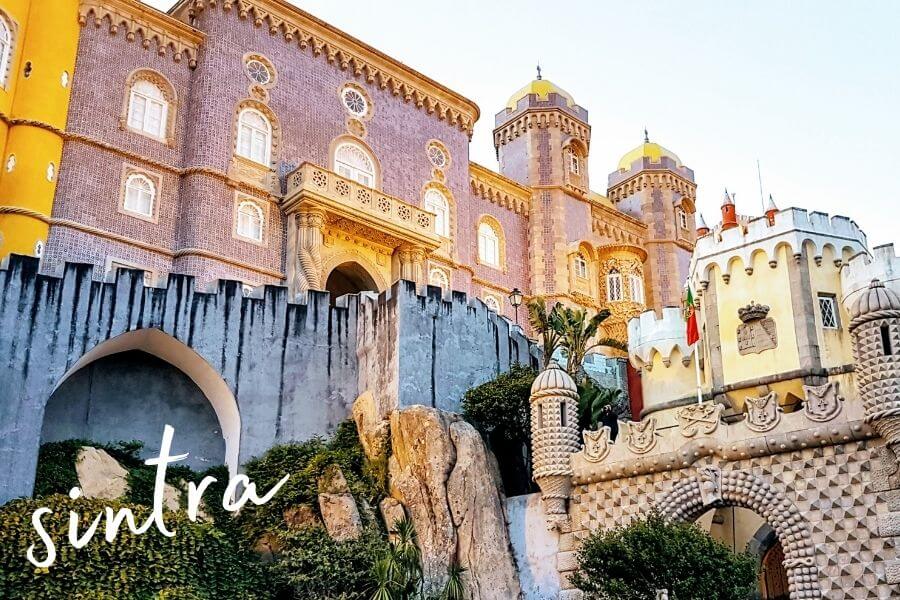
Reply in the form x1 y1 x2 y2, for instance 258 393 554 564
79 0 204 68
469 162 531 215
0 205 51 222
172 0 479 135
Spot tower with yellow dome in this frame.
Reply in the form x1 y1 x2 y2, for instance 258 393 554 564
0 0 80 260
608 130 698 310
493 69 592 300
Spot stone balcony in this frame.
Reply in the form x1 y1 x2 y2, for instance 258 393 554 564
283 163 441 251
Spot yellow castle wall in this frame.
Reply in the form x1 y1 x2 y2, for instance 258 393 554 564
805 243 854 370
0 0 80 258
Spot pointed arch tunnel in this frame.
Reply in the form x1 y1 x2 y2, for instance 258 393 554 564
48 329 241 477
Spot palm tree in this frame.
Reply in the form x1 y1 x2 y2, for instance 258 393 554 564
526 297 564 368
555 305 627 381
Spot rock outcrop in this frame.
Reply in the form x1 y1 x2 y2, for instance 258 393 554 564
317 465 363 541
379 497 407 538
353 390 391 459
382 404 523 599
76 447 129 499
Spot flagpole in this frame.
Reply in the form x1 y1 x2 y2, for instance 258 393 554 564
694 340 703 405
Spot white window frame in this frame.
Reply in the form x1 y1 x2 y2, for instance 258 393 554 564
236 108 272 166
334 142 376 188
629 274 644 304
569 151 580 175
424 189 450 237
818 294 839 329
478 222 501 268
483 295 501 313
236 200 264 243
341 86 369 118
574 254 588 279
678 208 688 229
123 173 156 217
607 270 623 302
127 80 168 140
0 15 11 88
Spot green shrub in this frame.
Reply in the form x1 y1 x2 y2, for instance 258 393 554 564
461 364 536 443
272 526 388 600
572 512 758 600
576 380 622 432
0 496 268 600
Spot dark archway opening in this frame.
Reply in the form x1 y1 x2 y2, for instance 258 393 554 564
759 541 789 600
325 261 379 301
41 350 225 470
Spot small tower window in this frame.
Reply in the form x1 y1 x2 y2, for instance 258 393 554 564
882 323 893 356
423 189 449 237
629 274 645 304
559 401 567 427
818 294 838 329
128 79 169 140
236 108 272 165
236 200 264 242
678 208 688 229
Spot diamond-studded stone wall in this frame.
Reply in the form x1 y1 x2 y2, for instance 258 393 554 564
559 440 897 600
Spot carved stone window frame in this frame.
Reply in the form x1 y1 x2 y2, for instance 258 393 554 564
118 163 162 224
0 10 18 90
339 82 373 121
120 69 178 147
242 52 277 90
426 139 451 171
232 192 268 247
231 98 281 171
476 214 506 272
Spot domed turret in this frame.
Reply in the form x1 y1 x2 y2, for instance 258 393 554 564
505 68 576 111
529 360 580 529
850 279 900 444
617 130 682 171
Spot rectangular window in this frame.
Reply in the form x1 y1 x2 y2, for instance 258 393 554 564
108 260 153 286
818 294 838 329
678 209 688 229
574 256 588 279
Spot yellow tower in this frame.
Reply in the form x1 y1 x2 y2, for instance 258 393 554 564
0 0 80 259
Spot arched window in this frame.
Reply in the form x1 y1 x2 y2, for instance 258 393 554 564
334 142 375 187
424 189 449 237
0 15 11 88
606 269 623 302
629 274 644 304
236 200 264 242
574 253 588 279
236 108 272 165
429 268 449 290
478 221 501 268
127 80 168 139
483 295 501 313
123 174 156 217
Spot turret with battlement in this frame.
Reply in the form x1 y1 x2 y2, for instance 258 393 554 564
842 243 900 311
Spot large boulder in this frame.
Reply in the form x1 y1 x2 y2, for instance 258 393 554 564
352 391 391 460
388 406 523 599
447 421 522 599
317 465 363 541
379 497 407 537
76 447 129 499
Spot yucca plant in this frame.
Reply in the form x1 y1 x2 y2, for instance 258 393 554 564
441 563 467 600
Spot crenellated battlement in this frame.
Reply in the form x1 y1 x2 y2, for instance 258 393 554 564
841 243 900 310
691 207 869 283
627 307 695 369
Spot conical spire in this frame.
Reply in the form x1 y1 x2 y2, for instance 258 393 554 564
721 188 738 231
696 212 710 236
721 188 734 207
766 194 777 212
764 194 778 225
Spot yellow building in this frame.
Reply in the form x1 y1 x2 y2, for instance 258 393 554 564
0 0 80 259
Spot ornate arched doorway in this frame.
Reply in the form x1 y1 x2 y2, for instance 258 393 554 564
657 466 821 599
760 541 790 600
325 261 379 299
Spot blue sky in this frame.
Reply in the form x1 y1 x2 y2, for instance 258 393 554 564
145 0 899 248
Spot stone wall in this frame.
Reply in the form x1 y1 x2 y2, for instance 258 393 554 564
0 256 537 503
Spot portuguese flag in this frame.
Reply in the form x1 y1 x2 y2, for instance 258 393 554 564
684 285 700 346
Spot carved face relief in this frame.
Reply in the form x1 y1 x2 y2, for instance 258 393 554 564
698 465 723 506
803 382 843 422
582 427 612 463
676 403 723 437
745 392 780 432
625 418 658 454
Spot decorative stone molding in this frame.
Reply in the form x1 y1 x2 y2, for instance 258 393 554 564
468 162 531 215
745 392 781 432
175 0 479 135
803 381 843 422
493 109 590 150
119 69 179 147
656 469 821 598
676 403 723 437
79 0 204 68
607 169 697 206
691 208 868 286
623 418 659 454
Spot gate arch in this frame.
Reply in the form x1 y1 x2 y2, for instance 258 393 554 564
656 468 820 599
51 328 241 476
